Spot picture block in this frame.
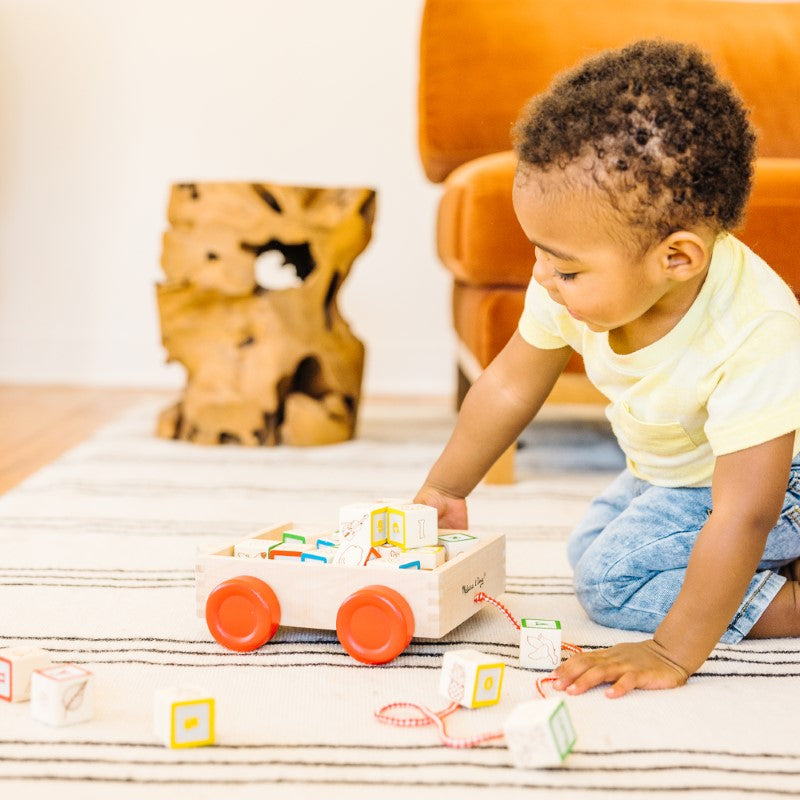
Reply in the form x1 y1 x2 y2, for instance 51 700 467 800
30 664 94 726
439 649 505 708
154 687 215 748
519 619 562 670
503 698 576 768
0 646 51 703
437 532 478 560
386 504 438 549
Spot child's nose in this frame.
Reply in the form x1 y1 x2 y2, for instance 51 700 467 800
532 258 554 288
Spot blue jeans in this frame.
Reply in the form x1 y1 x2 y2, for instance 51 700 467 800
568 454 800 643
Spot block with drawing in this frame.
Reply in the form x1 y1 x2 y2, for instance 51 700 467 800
503 698 576 768
439 649 505 708
519 619 562 670
30 663 94 726
385 504 438 548
154 687 215 748
0 646 51 703
437 531 478 559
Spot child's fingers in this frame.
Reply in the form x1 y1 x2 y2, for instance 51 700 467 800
605 671 639 698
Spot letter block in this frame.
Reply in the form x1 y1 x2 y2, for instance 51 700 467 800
519 619 562 670
154 687 215 748
437 532 478 560
439 649 505 708
0 646 51 703
30 664 94 726
339 503 388 547
503 698 577 768
386 504 438 549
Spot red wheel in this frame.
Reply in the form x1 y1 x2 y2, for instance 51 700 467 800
205 576 281 651
336 585 415 664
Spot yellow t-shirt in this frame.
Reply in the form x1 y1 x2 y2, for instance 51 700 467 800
518 234 800 487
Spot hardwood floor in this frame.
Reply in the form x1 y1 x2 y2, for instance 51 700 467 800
0 385 173 495
0 375 604 495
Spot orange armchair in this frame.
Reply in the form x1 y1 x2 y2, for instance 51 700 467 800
419 0 800 404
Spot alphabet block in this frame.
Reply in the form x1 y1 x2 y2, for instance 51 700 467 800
410 545 446 570
30 664 94 726
438 532 478 560
234 539 273 559
503 699 576 768
386 504 438 549
439 649 505 708
0 646 51 703
154 687 215 748
519 619 562 670
300 549 334 564
339 503 388 547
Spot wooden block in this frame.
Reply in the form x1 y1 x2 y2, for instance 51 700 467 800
503 699 576 768
153 687 215 748
438 531 478 560
0 646 51 703
408 544 446 570
519 619 562 670
386 504 438 549
439 649 505 708
30 664 94 726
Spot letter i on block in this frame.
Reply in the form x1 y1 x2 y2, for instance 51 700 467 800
30 664 94 726
503 698 577 768
439 649 505 708
519 619 562 670
386 504 438 549
154 687 215 748
0 646 51 703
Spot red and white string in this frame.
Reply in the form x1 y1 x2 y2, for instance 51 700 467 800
374 700 504 748
375 591 582 748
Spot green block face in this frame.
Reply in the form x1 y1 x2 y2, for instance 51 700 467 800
437 533 477 543
520 618 561 630
548 701 577 760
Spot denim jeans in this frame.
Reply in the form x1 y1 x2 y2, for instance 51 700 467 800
567 454 800 643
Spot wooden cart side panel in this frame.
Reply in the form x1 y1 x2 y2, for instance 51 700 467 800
195 553 443 634
196 525 506 639
433 533 506 637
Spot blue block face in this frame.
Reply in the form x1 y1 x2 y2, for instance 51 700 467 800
300 552 330 564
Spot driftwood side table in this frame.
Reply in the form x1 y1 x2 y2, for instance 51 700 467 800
156 182 376 446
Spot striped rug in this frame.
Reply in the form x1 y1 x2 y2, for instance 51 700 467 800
1 398 798 799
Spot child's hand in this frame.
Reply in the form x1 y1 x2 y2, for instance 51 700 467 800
551 639 690 699
413 485 468 530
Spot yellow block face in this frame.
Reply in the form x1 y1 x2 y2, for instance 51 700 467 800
386 509 406 548
170 698 215 748
471 663 504 708
370 509 387 545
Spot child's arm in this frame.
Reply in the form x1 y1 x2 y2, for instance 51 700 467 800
415 332 572 528
553 431 796 698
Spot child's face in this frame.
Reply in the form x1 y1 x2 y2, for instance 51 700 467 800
512 168 675 336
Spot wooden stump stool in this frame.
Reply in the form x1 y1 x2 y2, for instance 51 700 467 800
156 182 376 446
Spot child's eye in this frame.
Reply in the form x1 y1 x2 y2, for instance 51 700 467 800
555 270 577 282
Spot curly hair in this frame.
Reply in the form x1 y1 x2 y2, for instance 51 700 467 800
512 40 756 250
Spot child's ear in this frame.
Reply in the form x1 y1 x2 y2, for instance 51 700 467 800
660 230 712 281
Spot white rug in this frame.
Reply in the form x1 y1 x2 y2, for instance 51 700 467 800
1 398 798 799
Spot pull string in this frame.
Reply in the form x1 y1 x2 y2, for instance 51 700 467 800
473 591 583 656
374 701 504 749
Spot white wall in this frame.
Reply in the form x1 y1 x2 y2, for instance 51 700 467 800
0 0 455 396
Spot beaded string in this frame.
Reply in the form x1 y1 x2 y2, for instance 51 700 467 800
374 700 504 748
